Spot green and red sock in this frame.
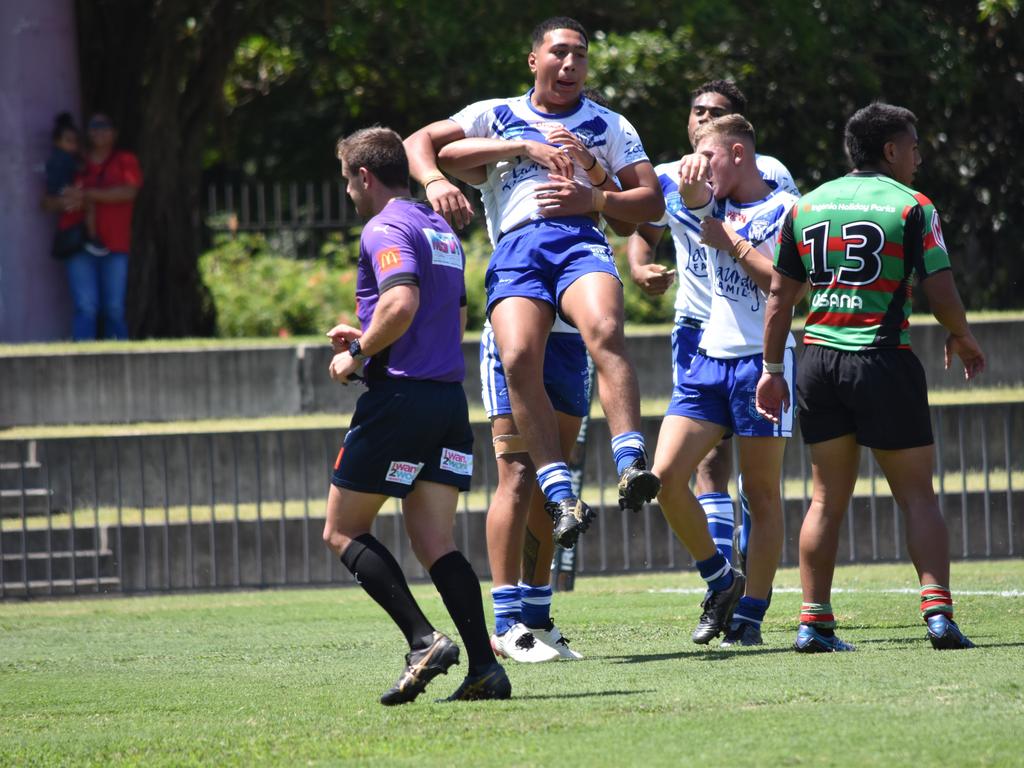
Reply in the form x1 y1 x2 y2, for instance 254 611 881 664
920 584 954 620
800 602 836 636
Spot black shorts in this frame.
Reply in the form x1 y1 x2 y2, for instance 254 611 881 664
332 378 474 497
796 345 933 450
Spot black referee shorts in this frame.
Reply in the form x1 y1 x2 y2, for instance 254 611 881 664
332 378 474 497
796 344 934 450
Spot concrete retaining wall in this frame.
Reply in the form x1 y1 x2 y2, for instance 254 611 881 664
3 319 1020 427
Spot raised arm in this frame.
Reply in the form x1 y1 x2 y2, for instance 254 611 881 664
603 161 665 224
404 120 474 229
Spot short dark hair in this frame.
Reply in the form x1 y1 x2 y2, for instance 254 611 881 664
844 102 917 168
335 126 409 188
52 112 77 141
693 114 757 149
691 79 747 114
532 16 589 49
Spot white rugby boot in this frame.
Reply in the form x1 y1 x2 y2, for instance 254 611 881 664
529 619 583 660
490 622 560 663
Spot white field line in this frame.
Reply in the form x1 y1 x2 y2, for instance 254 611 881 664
651 587 1023 598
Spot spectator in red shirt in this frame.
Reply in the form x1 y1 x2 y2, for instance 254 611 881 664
61 113 143 340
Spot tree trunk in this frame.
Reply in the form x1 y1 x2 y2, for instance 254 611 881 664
76 0 258 337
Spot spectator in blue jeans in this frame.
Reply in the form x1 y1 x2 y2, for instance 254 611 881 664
57 113 143 340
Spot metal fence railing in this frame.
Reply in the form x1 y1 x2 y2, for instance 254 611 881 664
204 180 359 259
1 405 1020 598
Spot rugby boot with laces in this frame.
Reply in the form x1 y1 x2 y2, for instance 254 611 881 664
926 614 976 650
529 618 583 660
440 662 512 702
379 631 460 705
720 620 763 647
793 623 855 653
691 569 745 644
545 496 595 549
617 457 661 513
490 622 560 663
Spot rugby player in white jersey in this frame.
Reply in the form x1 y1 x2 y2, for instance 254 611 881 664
628 80 798 584
651 115 801 646
435 97 632 662
405 16 665 554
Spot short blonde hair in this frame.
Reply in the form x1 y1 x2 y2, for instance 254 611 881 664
693 114 756 149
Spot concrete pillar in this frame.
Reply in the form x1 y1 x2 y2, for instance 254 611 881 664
0 0 79 342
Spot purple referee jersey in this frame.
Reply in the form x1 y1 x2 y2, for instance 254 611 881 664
356 198 467 383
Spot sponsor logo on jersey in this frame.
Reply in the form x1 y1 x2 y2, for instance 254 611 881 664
385 460 424 486
666 191 683 216
715 263 761 311
744 204 786 245
808 202 896 214
375 246 402 272
572 116 610 149
685 240 709 278
440 448 473 476
811 292 864 310
372 224 391 234
931 210 948 253
423 227 463 269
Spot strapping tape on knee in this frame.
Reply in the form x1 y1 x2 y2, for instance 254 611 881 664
493 434 528 457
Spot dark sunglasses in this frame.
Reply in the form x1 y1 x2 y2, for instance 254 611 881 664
88 120 113 130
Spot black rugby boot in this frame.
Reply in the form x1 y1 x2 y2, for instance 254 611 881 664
545 496 595 549
618 458 661 513
440 662 512 702
380 631 460 705
691 569 746 644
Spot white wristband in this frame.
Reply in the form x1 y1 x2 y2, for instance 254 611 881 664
762 360 785 374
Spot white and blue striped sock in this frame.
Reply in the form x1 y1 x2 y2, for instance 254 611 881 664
491 584 522 636
695 551 733 591
731 595 768 630
611 431 646 475
519 581 553 629
698 492 735 563
537 462 573 503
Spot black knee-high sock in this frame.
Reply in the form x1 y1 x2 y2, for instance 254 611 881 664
340 534 434 650
429 550 496 674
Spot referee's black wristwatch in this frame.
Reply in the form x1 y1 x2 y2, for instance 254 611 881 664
349 339 369 360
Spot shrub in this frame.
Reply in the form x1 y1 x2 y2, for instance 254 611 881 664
198 225 672 338
200 233 359 337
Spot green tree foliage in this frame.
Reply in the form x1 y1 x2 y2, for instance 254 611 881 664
212 0 1021 311
80 1 1023 338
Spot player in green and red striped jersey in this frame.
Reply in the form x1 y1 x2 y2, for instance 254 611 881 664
755 102 985 652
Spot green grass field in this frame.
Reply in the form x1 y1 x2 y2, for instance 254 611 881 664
2 561 1022 767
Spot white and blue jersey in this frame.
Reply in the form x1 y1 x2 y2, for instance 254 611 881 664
651 154 798 328
450 90 650 237
679 185 799 358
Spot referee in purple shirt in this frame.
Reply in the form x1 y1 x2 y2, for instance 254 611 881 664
323 127 510 704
